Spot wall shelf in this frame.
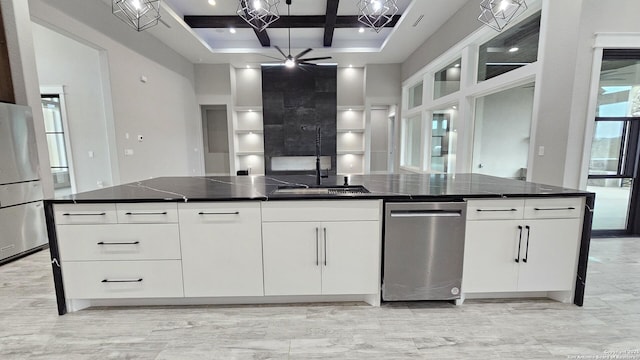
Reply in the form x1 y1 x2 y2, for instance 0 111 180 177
337 106 365 111
235 129 264 134
236 151 264 156
234 106 262 112
337 150 365 155
337 128 365 133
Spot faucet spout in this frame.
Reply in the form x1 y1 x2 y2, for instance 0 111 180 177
315 126 321 186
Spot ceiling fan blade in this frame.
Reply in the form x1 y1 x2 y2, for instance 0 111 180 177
260 54 286 61
274 45 287 59
298 61 319 66
294 48 313 60
298 56 332 62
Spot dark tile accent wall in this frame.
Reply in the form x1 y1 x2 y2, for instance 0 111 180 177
262 65 337 175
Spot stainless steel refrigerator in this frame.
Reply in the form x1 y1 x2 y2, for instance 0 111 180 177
0 102 47 263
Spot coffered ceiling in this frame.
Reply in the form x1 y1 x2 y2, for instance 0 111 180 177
139 0 470 67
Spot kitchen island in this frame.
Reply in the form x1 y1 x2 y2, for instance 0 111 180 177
44 174 594 315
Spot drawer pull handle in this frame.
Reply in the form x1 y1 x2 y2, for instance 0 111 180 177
477 209 517 212
97 241 140 246
533 207 575 211
101 278 143 283
125 211 167 215
198 211 240 215
63 212 106 216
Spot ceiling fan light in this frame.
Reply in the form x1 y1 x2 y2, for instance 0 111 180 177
356 0 398 33
112 0 161 32
237 0 281 32
285 58 296 68
478 0 527 32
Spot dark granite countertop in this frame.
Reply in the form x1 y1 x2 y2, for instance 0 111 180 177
47 173 592 203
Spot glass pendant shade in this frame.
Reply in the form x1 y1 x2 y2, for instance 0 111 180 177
356 0 399 33
112 0 162 32
478 0 528 32
237 0 281 32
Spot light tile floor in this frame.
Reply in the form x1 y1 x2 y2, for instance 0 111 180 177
1 238 639 359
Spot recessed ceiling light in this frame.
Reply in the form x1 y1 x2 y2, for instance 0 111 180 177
509 47 519 52
454 63 460 68
349 64 353 68
246 65 250 69
208 0 216 5
452 105 457 110
229 28 236 34
359 27 365 33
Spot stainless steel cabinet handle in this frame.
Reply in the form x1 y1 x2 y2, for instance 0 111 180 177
198 211 239 215
390 211 461 218
97 241 140 246
63 212 106 216
101 278 143 283
523 225 531 263
515 225 523 263
533 207 575 211
323 227 327 266
477 209 517 212
315 227 319 266
125 211 167 215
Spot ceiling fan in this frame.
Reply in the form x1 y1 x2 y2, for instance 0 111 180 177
264 0 332 67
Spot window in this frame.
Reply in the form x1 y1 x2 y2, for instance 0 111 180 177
408 82 423 109
477 11 541 82
472 83 535 179
430 106 457 173
42 95 72 195
434 59 461 99
402 114 422 168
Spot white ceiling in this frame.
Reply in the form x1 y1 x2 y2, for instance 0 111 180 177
142 0 470 67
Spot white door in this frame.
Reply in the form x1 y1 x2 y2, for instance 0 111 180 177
320 221 380 295
517 218 581 292
262 222 322 295
462 220 521 293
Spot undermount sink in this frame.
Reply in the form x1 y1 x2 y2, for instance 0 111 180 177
272 185 370 195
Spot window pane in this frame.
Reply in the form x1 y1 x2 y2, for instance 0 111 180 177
597 59 640 117
403 114 422 168
430 107 457 173
408 82 423 109
41 99 63 133
472 83 534 179
46 133 68 168
434 59 461 99
587 178 632 230
588 121 625 176
477 12 541 82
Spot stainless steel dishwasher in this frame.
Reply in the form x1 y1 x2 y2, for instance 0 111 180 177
382 202 467 301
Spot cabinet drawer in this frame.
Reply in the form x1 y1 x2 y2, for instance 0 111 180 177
261 200 381 222
178 202 261 224
116 203 178 224
62 260 184 299
524 197 583 219
57 224 181 261
466 199 525 220
54 204 117 225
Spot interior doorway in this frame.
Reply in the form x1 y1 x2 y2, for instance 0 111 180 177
201 105 230 176
369 105 397 174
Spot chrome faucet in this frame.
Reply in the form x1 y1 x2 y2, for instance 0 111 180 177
301 125 322 186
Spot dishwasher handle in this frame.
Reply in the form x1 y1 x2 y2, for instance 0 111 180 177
390 210 462 218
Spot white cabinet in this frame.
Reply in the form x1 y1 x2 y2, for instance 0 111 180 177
179 202 264 297
463 197 583 297
261 200 381 297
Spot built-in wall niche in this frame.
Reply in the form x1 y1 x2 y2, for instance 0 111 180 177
237 154 265 175
236 132 264 154
337 107 365 174
235 109 263 131
234 107 265 175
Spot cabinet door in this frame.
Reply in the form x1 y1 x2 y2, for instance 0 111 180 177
262 222 322 296
320 221 380 295
517 218 581 292
180 203 264 297
462 220 521 293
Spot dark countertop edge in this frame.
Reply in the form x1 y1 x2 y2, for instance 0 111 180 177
44 192 594 204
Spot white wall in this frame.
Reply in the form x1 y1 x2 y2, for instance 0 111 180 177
337 67 364 106
235 68 262 107
29 0 202 184
32 23 114 192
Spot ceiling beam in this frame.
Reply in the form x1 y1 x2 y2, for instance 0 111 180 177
184 15 401 30
323 0 339 47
